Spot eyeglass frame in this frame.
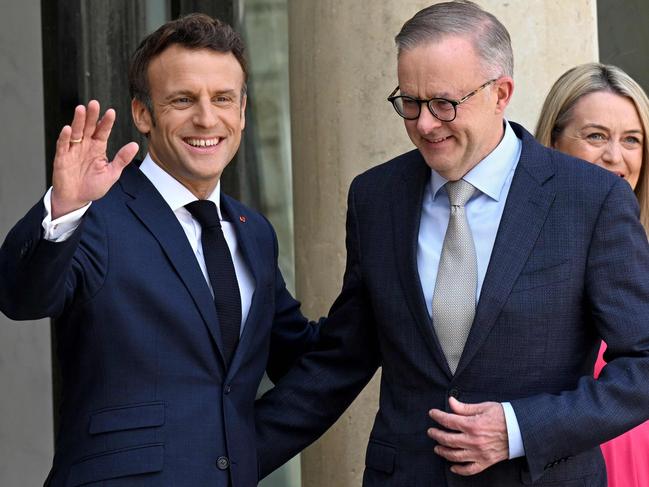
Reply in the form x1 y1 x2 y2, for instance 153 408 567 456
387 78 498 122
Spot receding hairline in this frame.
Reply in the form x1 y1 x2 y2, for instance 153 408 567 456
395 32 502 81
397 15 489 51
394 2 514 78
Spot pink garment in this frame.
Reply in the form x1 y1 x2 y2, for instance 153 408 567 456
595 342 649 487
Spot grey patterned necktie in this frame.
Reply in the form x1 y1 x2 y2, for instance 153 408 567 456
432 179 477 374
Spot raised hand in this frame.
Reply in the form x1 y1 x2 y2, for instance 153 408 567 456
51 100 139 219
427 397 509 476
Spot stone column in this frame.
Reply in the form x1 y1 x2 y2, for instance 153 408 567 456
0 2 53 485
288 1 598 486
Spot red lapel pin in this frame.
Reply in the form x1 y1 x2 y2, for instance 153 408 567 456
239 215 247 223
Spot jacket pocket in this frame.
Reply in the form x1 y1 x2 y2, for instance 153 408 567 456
89 401 165 435
66 443 164 486
511 261 570 292
365 439 396 474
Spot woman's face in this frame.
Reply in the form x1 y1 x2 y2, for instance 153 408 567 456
553 91 644 189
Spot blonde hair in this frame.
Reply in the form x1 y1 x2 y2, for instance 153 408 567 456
535 63 649 233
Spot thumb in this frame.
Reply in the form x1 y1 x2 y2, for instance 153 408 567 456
448 396 481 416
112 142 139 171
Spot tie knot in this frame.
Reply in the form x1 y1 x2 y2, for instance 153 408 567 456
445 179 475 207
185 200 221 229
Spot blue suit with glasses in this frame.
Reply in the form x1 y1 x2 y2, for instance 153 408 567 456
255 119 649 486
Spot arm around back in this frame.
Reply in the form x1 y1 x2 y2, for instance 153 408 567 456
255 180 381 477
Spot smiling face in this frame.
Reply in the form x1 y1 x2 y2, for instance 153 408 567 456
132 45 246 198
397 36 513 180
553 91 644 189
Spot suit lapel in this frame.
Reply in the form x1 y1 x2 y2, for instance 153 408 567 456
119 165 228 366
455 126 556 375
219 195 263 377
392 151 454 377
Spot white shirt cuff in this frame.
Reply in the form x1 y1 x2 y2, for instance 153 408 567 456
42 187 91 242
502 401 525 459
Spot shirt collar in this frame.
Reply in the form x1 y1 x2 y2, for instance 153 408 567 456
430 120 522 202
139 153 223 219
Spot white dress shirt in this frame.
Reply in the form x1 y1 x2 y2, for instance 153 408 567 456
416 120 525 458
42 154 255 333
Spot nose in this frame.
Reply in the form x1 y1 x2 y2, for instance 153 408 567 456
601 141 624 166
416 103 443 134
192 99 218 128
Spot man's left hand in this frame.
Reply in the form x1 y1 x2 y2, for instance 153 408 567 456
427 397 509 476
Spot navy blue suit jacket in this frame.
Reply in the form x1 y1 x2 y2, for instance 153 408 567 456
0 163 318 487
255 123 649 486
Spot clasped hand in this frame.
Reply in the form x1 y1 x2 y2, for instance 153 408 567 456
427 397 509 476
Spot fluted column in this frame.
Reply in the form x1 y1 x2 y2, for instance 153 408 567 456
288 1 598 485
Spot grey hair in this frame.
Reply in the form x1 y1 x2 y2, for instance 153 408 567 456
395 1 513 79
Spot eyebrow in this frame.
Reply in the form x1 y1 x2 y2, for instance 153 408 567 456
164 89 239 100
164 90 194 101
579 123 609 132
580 123 644 135
211 89 239 97
399 88 455 99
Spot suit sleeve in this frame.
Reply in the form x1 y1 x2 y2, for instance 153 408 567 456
255 180 381 477
265 218 321 381
511 178 649 481
0 199 102 320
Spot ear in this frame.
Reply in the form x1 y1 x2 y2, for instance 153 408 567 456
240 93 247 131
493 76 514 114
131 98 153 136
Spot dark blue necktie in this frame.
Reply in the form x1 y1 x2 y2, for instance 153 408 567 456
185 200 241 366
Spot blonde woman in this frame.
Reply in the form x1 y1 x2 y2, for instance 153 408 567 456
536 62 649 487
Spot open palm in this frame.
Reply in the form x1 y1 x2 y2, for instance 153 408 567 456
51 100 139 219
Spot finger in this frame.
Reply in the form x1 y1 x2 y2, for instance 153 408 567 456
93 108 116 142
56 125 72 157
111 142 139 171
84 100 101 139
69 105 86 142
434 445 472 463
450 462 485 476
429 408 449 424
427 427 466 448
429 409 468 432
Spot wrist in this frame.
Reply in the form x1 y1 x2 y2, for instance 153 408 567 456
51 188 90 220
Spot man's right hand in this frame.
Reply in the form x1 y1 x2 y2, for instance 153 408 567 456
51 100 139 219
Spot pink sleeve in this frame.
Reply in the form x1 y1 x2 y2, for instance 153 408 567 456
593 341 607 378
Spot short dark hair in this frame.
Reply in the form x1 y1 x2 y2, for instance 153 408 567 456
128 13 248 114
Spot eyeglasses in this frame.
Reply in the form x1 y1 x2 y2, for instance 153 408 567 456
387 79 497 122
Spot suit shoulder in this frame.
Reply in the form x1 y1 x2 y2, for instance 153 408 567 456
351 148 425 190
547 145 623 191
515 125 622 196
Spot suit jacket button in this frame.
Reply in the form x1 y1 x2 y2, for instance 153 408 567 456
216 456 230 470
449 388 460 398
224 384 232 394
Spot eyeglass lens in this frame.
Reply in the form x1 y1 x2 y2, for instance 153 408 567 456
393 97 456 121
